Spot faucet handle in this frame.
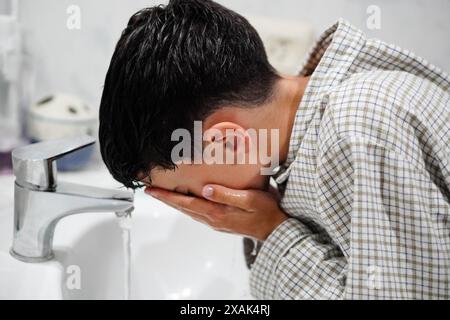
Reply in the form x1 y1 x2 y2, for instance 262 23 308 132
12 135 95 190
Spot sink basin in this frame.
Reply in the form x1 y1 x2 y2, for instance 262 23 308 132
0 251 64 299
0 167 251 300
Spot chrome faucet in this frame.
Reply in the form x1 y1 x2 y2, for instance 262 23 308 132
10 135 134 263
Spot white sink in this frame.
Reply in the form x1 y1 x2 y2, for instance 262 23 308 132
0 166 251 300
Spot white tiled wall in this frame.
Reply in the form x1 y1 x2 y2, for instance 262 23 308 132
18 0 450 109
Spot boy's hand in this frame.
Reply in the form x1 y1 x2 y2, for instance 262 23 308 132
144 185 288 241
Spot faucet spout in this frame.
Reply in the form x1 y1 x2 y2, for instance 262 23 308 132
10 136 135 263
11 181 134 262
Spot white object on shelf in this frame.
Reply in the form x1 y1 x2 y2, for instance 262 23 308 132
246 15 314 75
28 93 97 141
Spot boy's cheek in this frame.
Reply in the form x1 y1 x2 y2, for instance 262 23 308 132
152 163 266 197
205 164 268 191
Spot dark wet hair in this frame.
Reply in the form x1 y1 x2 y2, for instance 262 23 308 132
99 0 279 189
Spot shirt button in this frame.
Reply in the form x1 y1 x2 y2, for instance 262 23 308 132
367 266 382 290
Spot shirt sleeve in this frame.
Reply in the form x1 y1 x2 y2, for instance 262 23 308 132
249 135 450 299
249 217 347 299
249 137 353 300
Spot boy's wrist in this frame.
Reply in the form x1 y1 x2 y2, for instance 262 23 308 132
259 211 289 241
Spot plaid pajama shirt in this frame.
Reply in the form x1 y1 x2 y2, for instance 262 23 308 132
249 19 450 299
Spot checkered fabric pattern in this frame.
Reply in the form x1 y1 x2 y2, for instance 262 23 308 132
249 19 450 299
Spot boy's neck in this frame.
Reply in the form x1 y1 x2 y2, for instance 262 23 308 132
269 75 310 164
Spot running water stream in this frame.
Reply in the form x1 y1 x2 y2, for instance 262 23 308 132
117 210 133 300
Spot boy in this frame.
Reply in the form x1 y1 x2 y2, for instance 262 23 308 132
99 0 450 299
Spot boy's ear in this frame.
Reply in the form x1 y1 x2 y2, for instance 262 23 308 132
204 122 251 155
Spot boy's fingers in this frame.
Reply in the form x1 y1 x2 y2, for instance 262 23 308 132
180 209 213 224
202 184 256 210
145 187 225 217
180 207 215 223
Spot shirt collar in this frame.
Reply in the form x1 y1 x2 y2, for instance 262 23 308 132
275 19 366 185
